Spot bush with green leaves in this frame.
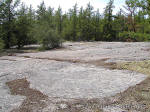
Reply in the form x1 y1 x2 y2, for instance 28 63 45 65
118 32 150 42
41 30 62 49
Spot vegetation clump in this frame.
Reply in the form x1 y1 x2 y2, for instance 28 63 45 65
119 32 150 42
40 30 62 50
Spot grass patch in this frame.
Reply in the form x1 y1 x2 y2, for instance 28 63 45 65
117 60 150 76
111 60 150 112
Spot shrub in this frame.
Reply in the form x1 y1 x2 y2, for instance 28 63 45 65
41 30 62 49
33 21 63 50
118 32 150 42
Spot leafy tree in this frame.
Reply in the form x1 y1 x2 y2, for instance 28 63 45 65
123 0 139 32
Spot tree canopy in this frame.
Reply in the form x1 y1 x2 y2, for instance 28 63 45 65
0 0 150 50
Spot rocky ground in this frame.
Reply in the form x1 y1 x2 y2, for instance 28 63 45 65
0 42 150 112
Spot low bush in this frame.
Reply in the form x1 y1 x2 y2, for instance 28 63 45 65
118 32 150 42
41 30 62 49
33 20 63 50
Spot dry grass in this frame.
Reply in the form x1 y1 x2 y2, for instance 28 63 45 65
112 60 150 112
20 56 117 70
109 77 150 112
117 60 150 76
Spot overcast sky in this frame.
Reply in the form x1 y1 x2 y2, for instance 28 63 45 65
21 0 125 14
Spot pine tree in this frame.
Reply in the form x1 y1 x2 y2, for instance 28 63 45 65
103 0 116 41
55 6 63 35
0 0 20 48
34 2 62 49
93 9 101 41
15 3 31 49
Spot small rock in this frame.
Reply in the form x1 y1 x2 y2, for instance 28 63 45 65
75 104 83 108
59 104 68 109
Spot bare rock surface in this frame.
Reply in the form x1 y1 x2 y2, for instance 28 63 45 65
18 42 150 62
0 42 149 112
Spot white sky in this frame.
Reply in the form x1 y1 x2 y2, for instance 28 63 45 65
21 0 125 14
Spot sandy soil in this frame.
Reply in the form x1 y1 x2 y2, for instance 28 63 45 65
0 42 150 112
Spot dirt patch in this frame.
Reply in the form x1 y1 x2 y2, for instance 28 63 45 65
141 48 150 52
36 57 82 63
88 58 117 70
6 78 48 112
0 59 16 61
19 55 117 70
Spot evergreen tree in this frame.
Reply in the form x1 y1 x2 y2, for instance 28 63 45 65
55 6 62 35
92 9 101 41
103 0 116 41
72 3 78 41
67 3 78 41
15 3 31 49
0 0 20 48
82 3 94 41
77 7 84 40
34 2 62 49
0 0 150 51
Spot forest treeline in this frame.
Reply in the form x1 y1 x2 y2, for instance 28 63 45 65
0 0 150 50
